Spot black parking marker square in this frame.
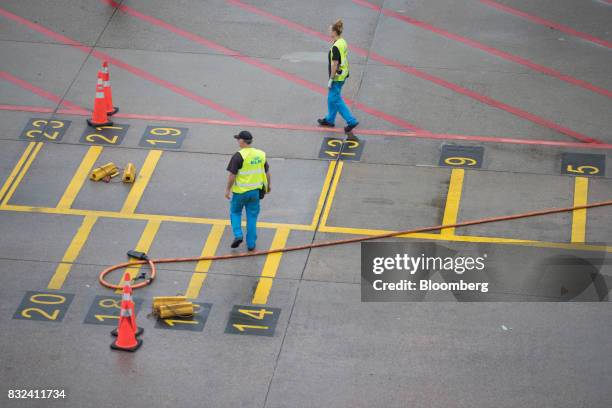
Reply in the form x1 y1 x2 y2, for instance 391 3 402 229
318 137 364 161
13 291 74 323
561 153 605 177
439 145 484 168
80 124 129 146
20 118 71 142
225 305 281 337
83 295 144 326
155 302 212 331
139 126 187 149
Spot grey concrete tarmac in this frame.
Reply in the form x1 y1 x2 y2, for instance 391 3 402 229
0 1 610 407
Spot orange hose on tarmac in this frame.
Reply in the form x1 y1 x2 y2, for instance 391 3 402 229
99 199 612 290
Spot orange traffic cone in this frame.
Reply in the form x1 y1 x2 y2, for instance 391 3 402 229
87 77 113 128
112 273 143 337
110 299 142 352
101 61 118 116
110 306 142 351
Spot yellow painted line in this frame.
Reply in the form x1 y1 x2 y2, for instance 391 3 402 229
1 203 611 254
252 227 291 305
441 168 465 237
571 177 589 243
185 224 225 299
47 215 98 289
0 142 36 203
320 224 527 243
311 161 338 228
319 224 612 253
121 150 163 214
116 219 162 292
319 160 344 229
57 146 103 209
0 203 313 231
1 142 43 205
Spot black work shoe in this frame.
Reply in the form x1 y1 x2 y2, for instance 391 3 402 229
248 246 256 252
231 238 243 248
317 118 335 127
344 122 359 133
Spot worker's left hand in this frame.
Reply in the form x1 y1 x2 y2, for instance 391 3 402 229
327 78 333 88
225 190 231 200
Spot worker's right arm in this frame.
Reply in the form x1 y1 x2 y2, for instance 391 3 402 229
329 60 339 88
329 46 340 88
226 153 242 199
225 173 235 200
330 60 339 79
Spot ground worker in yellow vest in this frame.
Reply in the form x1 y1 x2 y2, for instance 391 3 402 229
317 19 359 134
225 131 271 251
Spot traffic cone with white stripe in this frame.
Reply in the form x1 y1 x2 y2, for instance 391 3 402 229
110 274 142 352
101 61 118 116
87 76 113 128
112 273 143 337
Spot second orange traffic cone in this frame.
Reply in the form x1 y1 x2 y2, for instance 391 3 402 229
110 275 142 352
101 61 118 116
111 274 143 337
110 306 142 352
87 77 113 128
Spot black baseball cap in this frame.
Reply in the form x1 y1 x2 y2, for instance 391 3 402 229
234 130 253 141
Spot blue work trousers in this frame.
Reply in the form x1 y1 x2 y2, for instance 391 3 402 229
230 188 260 249
325 80 358 126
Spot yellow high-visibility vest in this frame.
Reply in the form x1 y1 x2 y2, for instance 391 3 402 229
331 38 349 82
232 147 267 194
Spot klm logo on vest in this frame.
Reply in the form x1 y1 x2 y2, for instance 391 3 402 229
250 157 263 165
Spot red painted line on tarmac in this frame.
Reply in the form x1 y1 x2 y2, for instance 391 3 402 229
0 75 413 139
87 50 250 121
49 109 612 150
0 71 88 114
353 0 612 99
94 111 420 138
3 74 605 150
227 0 603 144
0 6 250 122
101 0 424 131
479 0 612 49
0 72 90 115
413 132 612 149
3 103 611 150
0 104 55 113
229 0 329 41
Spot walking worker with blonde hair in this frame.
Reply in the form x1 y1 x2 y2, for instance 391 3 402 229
318 19 359 134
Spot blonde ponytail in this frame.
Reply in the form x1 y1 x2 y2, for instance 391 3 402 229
332 19 344 35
